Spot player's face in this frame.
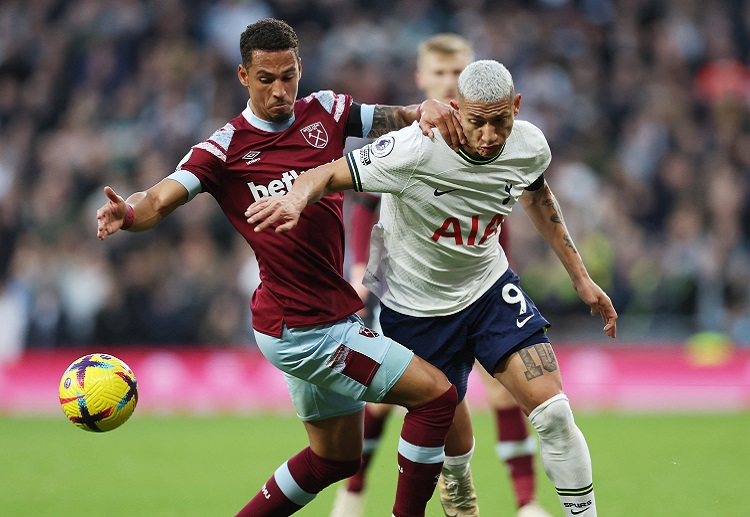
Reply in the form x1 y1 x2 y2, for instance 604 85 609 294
415 52 471 103
238 49 301 123
454 93 521 159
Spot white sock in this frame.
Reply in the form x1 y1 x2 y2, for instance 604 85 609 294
442 438 474 478
529 394 596 517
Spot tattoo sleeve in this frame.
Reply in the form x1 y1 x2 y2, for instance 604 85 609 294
367 106 405 137
541 190 577 254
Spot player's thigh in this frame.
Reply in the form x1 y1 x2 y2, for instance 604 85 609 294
255 316 414 405
304 410 365 461
379 304 473 400
494 342 563 416
283 371 365 422
380 353 452 408
475 361 519 409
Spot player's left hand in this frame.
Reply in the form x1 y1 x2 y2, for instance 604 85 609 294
96 186 127 241
246 195 305 233
576 280 618 338
418 99 465 151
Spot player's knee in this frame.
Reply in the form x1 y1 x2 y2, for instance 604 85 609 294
430 370 453 395
401 385 458 448
528 393 575 439
425 384 458 423
310 451 362 484
336 457 363 481
409 384 457 419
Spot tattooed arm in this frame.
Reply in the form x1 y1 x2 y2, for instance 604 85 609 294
367 101 464 150
519 181 618 337
518 180 583 280
367 104 417 137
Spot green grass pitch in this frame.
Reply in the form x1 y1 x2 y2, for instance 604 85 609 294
2 411 748 516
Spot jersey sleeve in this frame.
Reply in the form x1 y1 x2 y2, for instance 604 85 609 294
174 145 225 196
171 123 233 197
526 122 552 180
345 123 423 195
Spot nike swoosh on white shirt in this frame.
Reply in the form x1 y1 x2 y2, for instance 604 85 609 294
433 188 458 196
516 314 533 328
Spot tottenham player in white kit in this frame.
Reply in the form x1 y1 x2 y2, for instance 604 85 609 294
248 60 618 517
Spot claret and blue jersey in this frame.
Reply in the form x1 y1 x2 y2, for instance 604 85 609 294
168 91 369 337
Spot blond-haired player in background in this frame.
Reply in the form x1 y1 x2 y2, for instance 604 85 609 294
335 34 552 517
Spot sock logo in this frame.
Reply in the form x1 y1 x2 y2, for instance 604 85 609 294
261 483 270 500
564 500 592 515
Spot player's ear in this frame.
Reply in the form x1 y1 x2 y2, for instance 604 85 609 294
513 93 521 116
297 57 302 80
238 64 250 87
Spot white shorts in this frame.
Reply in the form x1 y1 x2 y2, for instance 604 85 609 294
254 315 414 421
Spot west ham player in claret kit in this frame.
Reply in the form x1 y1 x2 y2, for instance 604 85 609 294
96 18 465 517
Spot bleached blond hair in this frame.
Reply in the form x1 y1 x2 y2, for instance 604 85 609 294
457 60 514 103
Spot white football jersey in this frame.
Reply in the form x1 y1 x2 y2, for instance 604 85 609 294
346 120 551 317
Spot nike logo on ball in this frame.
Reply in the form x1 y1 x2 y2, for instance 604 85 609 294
433 188 458 196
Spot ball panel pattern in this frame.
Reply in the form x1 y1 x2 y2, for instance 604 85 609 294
58 354 138 432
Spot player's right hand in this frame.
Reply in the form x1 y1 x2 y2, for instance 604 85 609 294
418 99 465 151
576 280 618 339
96 186 127 240
246 195 305 233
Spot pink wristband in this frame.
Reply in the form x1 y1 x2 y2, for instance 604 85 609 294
121 204 135 230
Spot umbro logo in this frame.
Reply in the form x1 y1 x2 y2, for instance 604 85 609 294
433 188 458 196
242 151 261 165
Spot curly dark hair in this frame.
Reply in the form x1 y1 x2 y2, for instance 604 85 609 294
239 18 299 67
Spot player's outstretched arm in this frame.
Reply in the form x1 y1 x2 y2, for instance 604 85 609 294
246 158 354 233
96 180 188 240
369 100 465 150
519 181 618 338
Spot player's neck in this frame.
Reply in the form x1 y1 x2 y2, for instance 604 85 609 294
243 102 295 132
458 143 505 164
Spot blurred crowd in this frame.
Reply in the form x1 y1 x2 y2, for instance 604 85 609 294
1 0 749 359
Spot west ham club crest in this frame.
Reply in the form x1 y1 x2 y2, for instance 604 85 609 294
300 122 329 148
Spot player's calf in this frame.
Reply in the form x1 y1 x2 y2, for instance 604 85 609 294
529 394 597 517
235 447 361 516
393 384 458 517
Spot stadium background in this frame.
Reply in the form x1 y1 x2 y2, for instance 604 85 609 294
1 1 750 515
1 0 749 419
